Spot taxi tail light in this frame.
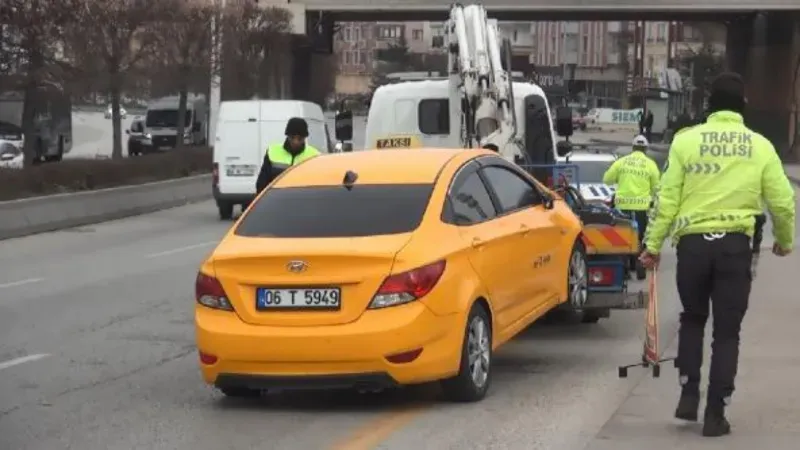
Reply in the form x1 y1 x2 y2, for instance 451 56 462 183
212 163 219 186
195 272 234 311
369 260 446 309
589 267 614 286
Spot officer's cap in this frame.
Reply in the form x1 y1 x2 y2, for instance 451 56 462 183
285 117 309 137
710 72 745 100
632 135 649 148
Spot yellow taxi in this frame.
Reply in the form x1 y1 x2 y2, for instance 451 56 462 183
195 148 584 402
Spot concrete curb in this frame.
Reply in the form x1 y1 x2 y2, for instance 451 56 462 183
0 175 212 240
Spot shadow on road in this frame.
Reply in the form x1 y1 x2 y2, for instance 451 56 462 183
214 383 440 412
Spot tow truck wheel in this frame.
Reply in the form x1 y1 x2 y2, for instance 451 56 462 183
217 202 234 220
567 241 588 310
441 303 492 403
635 260 647 280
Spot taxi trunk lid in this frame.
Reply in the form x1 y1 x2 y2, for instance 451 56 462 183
211 233 413 326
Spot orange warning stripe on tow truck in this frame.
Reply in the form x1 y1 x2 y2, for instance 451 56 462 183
581 224 639 255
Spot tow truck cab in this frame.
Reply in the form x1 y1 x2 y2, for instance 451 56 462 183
352 79 560 166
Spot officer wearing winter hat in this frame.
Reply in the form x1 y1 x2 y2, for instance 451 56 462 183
641 71 795 437
255 117 320 193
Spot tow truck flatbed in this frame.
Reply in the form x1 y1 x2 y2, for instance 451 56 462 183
521 163 647 314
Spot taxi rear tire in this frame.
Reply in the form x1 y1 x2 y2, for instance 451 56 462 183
441 302 492 403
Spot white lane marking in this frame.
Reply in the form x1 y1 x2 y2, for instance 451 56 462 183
145 241 217 258
0 354 51 372
0 278 44 289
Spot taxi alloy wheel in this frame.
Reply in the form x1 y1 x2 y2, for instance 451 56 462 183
467 315 491 388
441 303 492 402
568 242 588 309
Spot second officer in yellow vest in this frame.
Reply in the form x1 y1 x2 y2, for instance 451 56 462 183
602 134 661 274
255 117 320 193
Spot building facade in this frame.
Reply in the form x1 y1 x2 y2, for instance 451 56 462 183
633 21 726 77
529 21 628 108
334 20 724 107
335 22 432 94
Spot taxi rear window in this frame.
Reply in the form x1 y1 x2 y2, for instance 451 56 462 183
236 184 434 238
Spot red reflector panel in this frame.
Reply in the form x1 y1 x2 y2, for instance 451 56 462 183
589 267 614 286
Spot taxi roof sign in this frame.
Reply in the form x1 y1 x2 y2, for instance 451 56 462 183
374 135 422 149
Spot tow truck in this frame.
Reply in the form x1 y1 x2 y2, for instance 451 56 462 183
334 3 646 321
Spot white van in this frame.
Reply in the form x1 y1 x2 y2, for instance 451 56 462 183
143 94 207 152
212 99 334 219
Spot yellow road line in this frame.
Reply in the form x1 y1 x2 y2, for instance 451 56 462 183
329 403 428 450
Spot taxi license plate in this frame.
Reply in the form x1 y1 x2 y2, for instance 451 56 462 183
158 146 171 151
256 287 341 310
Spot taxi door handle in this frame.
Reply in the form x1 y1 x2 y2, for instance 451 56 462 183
471 237 485 249
520 223 531 235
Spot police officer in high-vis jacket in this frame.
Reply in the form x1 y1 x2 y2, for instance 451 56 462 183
603 134 661 273
640 72 795 437
255 117 320 193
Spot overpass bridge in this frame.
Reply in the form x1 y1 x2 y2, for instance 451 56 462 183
299 0 800 21
269 1 800 161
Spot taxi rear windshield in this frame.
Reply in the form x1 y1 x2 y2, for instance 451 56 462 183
235 184 434 238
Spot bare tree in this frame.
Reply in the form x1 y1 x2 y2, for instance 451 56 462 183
220 2 293 101
2 0 77 165
64 0 169 159
147 0 217 147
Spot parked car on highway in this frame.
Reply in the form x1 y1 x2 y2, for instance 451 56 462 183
125 117 146 156
1 85 72 162
0 141 23 169
558 150 617 204
105 104 127 119
195 148 585 402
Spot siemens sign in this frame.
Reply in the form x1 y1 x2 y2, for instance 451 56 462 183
589 108 643 125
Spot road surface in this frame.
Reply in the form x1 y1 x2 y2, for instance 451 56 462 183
1 179 796 449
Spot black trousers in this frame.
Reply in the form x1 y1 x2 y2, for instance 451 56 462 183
620 209 648 264
676 233 752 406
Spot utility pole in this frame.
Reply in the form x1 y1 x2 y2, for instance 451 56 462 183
208 0 226 147
561 22 577 107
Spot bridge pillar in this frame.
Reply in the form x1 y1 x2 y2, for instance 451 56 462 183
727 13 800 161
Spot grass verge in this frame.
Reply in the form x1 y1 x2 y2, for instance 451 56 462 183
0 147 212 201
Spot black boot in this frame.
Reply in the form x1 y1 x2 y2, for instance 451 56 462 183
702 401 731 437
674 391 700 421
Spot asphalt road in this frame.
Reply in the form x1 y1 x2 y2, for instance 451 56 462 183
0 192 789 450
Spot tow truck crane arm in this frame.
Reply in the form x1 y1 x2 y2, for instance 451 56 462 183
446 4 524 162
